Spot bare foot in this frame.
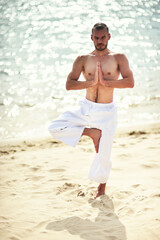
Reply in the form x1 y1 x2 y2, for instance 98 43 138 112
82 128 102 153
94 183 106 199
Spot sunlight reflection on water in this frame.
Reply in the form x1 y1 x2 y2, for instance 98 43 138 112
0 0 160 138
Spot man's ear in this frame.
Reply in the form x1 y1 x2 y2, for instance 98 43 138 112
91 34 93 41
108 33 111 40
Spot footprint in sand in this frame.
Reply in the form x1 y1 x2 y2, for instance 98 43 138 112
33 220 50 230
119 144 126 147
141 163 159 169
131 184 146 191
9 237 20 240
0 150 9 155
77 190 85 197
56 182 85 197
117 153 129 160
151 193 160 198
48 168 66 173
132 184 141 188
30 167 41 172
133 195 147 201
20 163 30 167
118 206 135 215
89 196 114 211
31 176 44 181
111 190 133 200
0 216 8 220
105 236 117 240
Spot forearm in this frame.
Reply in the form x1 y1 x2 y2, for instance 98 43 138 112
66 79 94 90
104 77 134 88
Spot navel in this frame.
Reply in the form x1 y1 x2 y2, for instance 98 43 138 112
108 72 111 75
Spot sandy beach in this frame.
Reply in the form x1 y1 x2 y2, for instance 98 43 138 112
0 123 160 240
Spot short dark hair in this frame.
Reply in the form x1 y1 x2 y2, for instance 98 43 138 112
92 23 109 34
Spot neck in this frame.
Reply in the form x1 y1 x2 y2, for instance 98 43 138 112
94 48 110 56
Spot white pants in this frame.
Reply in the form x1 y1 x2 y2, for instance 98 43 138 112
48 98 117 183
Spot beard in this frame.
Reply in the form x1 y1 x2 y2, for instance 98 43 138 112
95 43 107 51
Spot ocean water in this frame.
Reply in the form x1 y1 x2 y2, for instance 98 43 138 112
0 0 160 139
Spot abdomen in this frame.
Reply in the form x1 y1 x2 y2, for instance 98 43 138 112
86 85 114 103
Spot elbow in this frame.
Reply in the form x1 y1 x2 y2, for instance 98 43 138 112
66 82 71 91
127 76 134 88
129 73 135 88
130 78 135 88
129 81 134 88
66 86 71 91
66 85 69 91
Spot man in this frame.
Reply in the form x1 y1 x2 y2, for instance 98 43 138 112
48 23 134 199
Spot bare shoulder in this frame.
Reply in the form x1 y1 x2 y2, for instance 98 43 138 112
113 52 129 63
74 54 89 64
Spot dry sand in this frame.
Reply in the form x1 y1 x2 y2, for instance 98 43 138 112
0 123 160 240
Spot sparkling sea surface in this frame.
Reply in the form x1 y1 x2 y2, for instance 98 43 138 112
0 0 160 139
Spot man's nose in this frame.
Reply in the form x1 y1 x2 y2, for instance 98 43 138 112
97 39 102 43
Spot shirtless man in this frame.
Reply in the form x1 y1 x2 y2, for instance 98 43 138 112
49 23 134 198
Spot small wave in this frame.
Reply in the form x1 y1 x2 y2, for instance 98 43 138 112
18 103 35 108
0 71 8 76
150 96 160 100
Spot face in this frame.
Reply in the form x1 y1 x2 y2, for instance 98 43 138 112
91 29 110 51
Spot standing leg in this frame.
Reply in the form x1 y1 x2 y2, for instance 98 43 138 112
82 127 106 198
88 128 116 198
94 183 106 199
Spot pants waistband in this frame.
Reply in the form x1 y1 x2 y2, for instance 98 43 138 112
82 98 115 108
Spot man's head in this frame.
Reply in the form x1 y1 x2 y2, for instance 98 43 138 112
91 23 111 51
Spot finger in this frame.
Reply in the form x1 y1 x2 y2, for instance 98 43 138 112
99 65 103 82
96 62 100 70
98 62 102 70
98 64 102 75
94 65 98 77
97 62 100 74
95 64 99 75
96 62 99 70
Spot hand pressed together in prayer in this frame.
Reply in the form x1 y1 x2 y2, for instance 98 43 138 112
92 62 115 87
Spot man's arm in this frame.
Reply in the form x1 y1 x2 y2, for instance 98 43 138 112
99 54 134 88
66 56 98 90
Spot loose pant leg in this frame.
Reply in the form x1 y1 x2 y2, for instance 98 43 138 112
88 127 116 183
48 104 88 147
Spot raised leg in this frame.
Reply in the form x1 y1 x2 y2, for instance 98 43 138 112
82 128 102 153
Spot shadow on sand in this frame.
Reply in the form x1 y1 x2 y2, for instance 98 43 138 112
46 194 127 240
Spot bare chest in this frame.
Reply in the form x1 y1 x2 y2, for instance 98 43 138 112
82 55 119 79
